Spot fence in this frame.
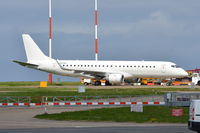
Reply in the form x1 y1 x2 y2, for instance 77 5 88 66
0 95 164 107
164 92 200 106
1 93 200 107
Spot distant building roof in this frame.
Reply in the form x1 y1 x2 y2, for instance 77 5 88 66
187 69 200 73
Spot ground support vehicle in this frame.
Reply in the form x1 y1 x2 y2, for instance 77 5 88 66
188 100 200 133
81 78 108 86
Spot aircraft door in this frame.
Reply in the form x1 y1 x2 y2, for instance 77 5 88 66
161 64 166 73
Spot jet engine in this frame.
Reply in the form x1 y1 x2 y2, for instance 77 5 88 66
107 74 124 85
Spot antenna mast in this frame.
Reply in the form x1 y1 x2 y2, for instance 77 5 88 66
95 0 98 61
48 0 53 84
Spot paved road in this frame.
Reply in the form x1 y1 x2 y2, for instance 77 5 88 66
0 126 193 133
0 107 194 133
0 107 189 129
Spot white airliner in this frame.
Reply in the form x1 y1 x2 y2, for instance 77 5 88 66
13 34 188 85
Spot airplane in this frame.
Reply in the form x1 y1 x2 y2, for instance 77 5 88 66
13 34 188 85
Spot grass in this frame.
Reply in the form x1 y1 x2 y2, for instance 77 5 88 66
0 82 199 100
0 88 162 102
0 86 199 97
0 81 199 102
0 81 40 86
0 81 81 86
35 106 189 123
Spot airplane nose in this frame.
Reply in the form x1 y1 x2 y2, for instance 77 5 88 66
181 70 188 77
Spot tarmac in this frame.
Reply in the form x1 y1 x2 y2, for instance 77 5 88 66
0 106 189 129
0 126 193 133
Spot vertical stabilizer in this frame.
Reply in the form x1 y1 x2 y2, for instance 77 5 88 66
22 34 49 62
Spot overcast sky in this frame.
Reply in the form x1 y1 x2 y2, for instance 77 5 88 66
1 0 200 82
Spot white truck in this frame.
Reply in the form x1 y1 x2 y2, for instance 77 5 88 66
192 73 200 86
188 100 200 133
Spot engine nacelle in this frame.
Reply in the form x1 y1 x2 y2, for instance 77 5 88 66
107 74 124 85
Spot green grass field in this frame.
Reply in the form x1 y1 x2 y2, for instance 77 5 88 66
0 87 163 102
0 81 199 97
0 86 199 97
0 81 199 103
0 81 81 86
35 106 189 123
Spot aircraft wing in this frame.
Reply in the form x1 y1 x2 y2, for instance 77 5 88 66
56 60 106 79
13 60 38 67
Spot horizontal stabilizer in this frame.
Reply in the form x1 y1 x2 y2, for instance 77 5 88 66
13 60 38 67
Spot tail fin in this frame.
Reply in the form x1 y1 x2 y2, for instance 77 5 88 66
22 34 49 62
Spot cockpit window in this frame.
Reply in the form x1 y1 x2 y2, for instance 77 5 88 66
171 65 180 68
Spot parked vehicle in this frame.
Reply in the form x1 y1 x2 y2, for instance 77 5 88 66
81 78 108 86
192 73 200 86
188 100 200 133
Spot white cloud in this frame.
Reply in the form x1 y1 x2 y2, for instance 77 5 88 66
101 11 192 37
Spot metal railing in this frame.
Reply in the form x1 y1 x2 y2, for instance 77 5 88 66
0 95 164 107
164 92 200 106
42 95 164 103
0 96 31 103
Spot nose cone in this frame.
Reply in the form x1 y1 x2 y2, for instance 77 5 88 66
180 69 188 77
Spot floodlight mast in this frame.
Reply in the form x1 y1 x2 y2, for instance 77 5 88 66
48 0 53 84
95 0 98 61
49 0 52 58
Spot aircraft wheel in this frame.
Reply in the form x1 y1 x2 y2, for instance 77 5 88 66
94 81 101 86
105 81 111 86
84 82 89 86
166 81 172 86
197 81 200 86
